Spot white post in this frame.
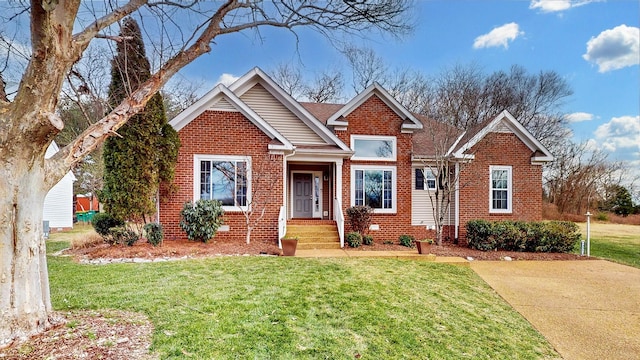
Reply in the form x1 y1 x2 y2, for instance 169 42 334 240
586 211 591 257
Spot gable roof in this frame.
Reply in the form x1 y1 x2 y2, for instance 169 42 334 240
227 68 351 152
300 102 344 124
412 114 464 158
325 83 423 132
169 83 294 151
451 110 554 163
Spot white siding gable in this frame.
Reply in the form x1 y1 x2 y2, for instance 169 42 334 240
494 119 513 133
43 172 75 229
43 142 75 229
240 84 326 145
210 97 237 111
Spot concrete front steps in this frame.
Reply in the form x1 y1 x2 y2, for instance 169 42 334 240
285 220 341 250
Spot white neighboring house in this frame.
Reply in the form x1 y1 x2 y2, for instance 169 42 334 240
43 141 76 230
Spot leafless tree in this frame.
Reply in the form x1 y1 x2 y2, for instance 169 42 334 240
545 140 623 214
303 70 344 103
270 63 306 98
239 155 281 244
0 0 413 345
413 117 466 246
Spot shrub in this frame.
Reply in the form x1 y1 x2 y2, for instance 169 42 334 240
92 212 124 237
537 221 581 253
346 205 373 235
363 234 374 245
110 226 139 246
179 200 224 242
466 220 496 251
346 232 362 248
144 222 164 247
595 212 609 221
399 234 415 248
466 220 581 253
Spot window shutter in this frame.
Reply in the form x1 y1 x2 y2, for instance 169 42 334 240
415 168 424 190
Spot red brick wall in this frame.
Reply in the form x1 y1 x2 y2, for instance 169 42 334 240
335 95 429 242
458 132 543 243
160 110 283 243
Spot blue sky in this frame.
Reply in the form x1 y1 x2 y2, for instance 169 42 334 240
174 0 639 174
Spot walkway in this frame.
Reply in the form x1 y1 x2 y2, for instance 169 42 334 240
294 249 469 266
471 260 640 360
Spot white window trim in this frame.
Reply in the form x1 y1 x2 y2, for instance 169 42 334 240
351 164 397 214
416 167 437 191
193 154 252 212
350 135 397 161
489 165 512 214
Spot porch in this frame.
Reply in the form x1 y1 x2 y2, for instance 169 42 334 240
278 158 346 248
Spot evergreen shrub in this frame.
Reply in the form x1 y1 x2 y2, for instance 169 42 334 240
399 234 415 248
144 222 164 247
179 200 224 243
466 220 580 253
346 232 362 248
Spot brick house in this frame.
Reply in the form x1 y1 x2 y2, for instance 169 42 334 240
160 67 553 247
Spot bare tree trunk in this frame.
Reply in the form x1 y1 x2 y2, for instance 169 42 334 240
0 163 53 347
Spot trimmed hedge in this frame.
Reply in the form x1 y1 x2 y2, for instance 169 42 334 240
346 232 362 248
466 220 580 253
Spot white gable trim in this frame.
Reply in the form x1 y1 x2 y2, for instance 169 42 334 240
452 110 553 163
326 83 423 131
169 84 294 151
228 67 351 152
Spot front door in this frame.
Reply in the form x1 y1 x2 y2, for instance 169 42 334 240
293 173 313 218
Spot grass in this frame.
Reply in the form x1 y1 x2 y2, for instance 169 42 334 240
576 222 640 268
46 240 558 359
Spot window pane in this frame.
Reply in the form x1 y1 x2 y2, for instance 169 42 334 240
383 170 392 209
426 169 436 190
200 161 211 200
314 176 320 212
493 190 508 209
492 170 507 189
364 170 383 208
355 170 364 206
235 161 247 207
354 139 394 159
211 161 235 206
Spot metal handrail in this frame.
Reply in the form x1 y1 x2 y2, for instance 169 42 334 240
334 198 344 248
277 205 286 249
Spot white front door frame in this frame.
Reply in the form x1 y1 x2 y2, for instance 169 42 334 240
290 170 323 219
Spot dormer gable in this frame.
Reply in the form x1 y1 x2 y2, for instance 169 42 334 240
326 82 423 133
451 110 554 164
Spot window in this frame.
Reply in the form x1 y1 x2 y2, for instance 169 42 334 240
195 155 250 211
490 166 512 213
351 135 397 161
415 168 436 190
352 165 396 213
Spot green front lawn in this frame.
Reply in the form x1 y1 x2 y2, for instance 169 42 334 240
48 241 558 359
577 222 640 268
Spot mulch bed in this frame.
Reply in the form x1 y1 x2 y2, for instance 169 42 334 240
65 237 588 262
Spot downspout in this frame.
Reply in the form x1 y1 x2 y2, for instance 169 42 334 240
454 161 460 242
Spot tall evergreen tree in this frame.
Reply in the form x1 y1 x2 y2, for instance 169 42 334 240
101 18 180 222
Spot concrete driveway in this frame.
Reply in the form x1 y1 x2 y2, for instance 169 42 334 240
471 260 640 360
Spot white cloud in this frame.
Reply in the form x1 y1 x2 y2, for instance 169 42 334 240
566 112 594 123
594 115 640 152
473 23 524 49
529 0 599 13
216 73 239 86
583 25 640 72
